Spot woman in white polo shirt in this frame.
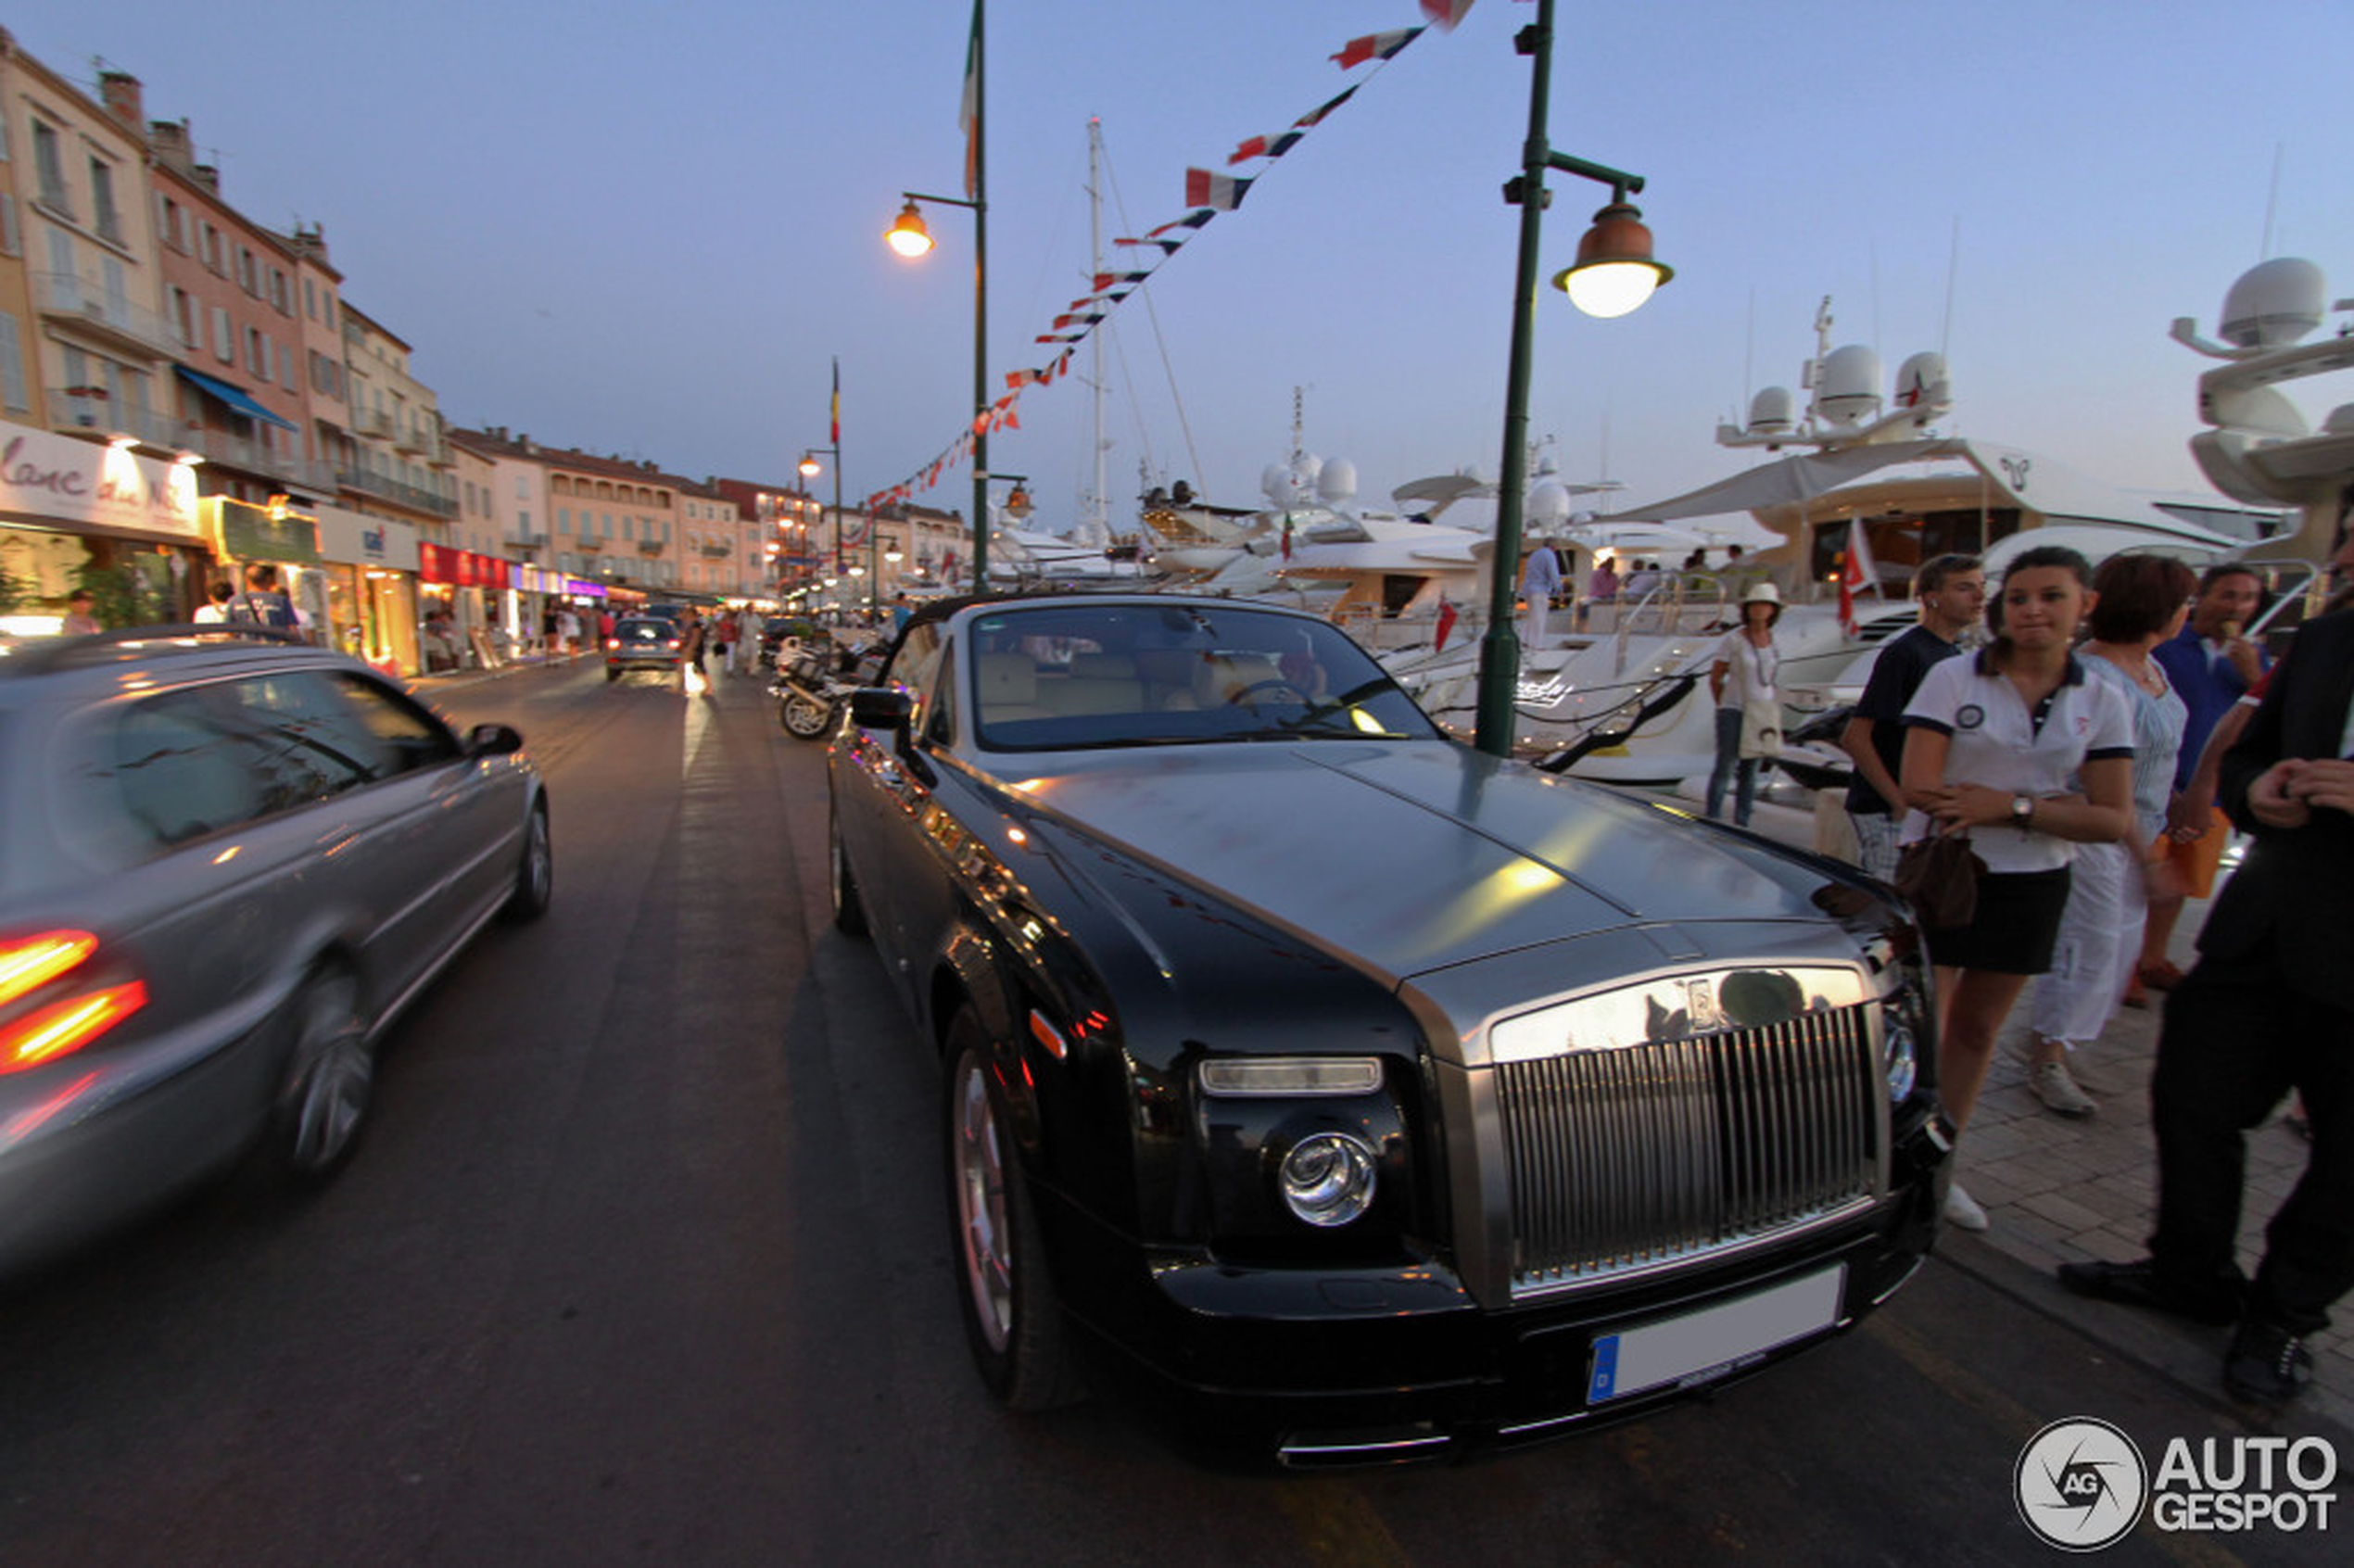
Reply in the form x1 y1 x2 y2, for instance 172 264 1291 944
1901 546 2136 1230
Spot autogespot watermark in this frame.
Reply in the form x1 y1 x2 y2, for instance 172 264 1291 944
2016 1418 2340 1551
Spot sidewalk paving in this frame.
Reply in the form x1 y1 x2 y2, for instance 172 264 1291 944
1939 889 2353 1436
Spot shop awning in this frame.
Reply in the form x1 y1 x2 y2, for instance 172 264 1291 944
175 366 299 433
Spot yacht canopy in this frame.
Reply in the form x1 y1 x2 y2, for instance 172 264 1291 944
1596 437 2239 549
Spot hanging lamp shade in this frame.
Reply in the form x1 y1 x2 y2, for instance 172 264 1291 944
885 201 934 259
1553 201 1672 319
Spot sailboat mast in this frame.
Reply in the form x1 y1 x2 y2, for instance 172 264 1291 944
1086 118 1108 544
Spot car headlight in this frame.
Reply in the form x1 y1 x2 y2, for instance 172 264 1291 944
1278 1132 1378 1227
1883 1017 1918 1104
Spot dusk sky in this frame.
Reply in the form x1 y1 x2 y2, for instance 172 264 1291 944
18 1 2351 526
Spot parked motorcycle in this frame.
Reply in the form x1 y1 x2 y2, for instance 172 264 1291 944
770 638 879 740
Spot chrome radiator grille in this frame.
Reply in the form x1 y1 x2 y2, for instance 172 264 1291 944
1497 1003 1882 1296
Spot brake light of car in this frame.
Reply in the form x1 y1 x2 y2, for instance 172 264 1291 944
0 931 149 1074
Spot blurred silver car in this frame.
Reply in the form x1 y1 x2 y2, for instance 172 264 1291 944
603 615 682 682
0 627 551 1278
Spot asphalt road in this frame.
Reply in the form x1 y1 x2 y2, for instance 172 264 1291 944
0 661 2336 1567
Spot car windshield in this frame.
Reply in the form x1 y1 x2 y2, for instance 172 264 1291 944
961 602 1439 752
614 621 672 644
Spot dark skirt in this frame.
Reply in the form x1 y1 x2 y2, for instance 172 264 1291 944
1923 865 2073 975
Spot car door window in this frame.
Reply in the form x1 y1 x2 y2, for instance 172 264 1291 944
324 673 460 775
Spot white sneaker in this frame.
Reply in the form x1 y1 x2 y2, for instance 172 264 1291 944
1943 1182 1990 1232
2031 1059 2097 1119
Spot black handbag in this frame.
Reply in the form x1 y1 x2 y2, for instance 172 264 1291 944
1893 832 1986 929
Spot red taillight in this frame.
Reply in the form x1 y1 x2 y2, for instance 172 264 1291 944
1 931 97 1003
0 931 148 1073
4 983 148 1073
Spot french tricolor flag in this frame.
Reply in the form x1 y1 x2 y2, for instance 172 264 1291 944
1183 169 1253 211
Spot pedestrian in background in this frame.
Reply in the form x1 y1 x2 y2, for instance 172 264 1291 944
2061 525 2354 1407
679 608 708 694
1899 546 2134 1230
1704 583 1783 828
193 580 235 624
715 610 740 676
1841 554 1984 880
2021 553 2194 1118
2137 563 2269 1001
228 563 301 633
60 589 101 635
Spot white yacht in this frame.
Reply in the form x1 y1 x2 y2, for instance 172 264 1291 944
1392 298 2285 783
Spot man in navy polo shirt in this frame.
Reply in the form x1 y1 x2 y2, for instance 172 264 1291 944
2140 563 2267 993
1841 554 1985 879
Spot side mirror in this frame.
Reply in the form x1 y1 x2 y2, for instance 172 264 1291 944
464 722 525 757
848 688 913 732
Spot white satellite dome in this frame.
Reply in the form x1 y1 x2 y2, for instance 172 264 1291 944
2220 258 2326 349
1526 479 1573 529
1261 457 1321 509
1316 457 1357 504
1816 345 1881 427
1892 350 1950 411
1746 385 1796 436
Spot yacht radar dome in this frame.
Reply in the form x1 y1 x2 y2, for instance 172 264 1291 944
1316 458 1358 505
1893 351 1951 415
1746 386 1796 436
1816 345 1882 427
1527 479 1574 528
2221 258 2327 348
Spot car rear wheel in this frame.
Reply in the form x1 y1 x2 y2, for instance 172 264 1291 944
829 814 868 937
946 1014 1083 1411
502 801 553 923
268 966 373 1185
604 665 621 682
781 691 832 739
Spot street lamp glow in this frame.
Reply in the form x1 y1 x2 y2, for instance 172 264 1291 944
885 201 934 259
1553 201 1673 319
799 454 822 478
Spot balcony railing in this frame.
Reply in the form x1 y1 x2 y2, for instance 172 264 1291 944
506 534 550 554
336 463 459 518
164 423 337 490
52 399 180 449
636 539 664 557
31 272 178 358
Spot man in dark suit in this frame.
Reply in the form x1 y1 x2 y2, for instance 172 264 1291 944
2060 530 2354 1406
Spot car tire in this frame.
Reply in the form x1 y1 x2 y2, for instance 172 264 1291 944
605 666 621 683
265 965 373 1187
781 692 832 740
946 1014 1084 1411
829 814 868 938
501 800 553 923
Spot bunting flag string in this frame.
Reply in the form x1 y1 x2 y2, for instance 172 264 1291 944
1330 27 1423 69
867 6 1466 523
1227 130 1304 166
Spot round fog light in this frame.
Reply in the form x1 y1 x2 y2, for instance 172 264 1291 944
1279 1132 1377 1227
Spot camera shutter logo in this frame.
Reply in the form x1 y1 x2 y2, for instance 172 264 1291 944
2017 1418 2148 1551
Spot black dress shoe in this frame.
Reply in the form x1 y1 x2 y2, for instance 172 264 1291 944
2056 1258 2246 1326
2224 1318 2315 1405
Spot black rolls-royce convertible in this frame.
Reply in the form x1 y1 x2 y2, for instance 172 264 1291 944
827 592 1951 1466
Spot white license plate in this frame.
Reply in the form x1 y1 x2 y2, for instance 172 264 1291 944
1586 1264 1846 1405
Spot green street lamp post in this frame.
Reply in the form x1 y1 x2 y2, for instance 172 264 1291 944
886 187 990 595
1474 0 1672 758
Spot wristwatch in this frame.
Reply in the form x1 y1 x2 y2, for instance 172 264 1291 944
2009 794 2034 828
